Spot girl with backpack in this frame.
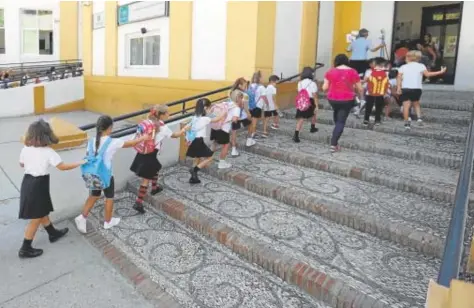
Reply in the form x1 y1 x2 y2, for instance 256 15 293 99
18 119 85 258
130 105 188 214
229 78 252 157
322 54 364 152
293 67 319 143
247 71 268 143
74 116 152 234
187 98 226 184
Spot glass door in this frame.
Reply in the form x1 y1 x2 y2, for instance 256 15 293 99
421 3 462 84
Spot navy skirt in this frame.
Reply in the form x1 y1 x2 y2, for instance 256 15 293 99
19 174 54 219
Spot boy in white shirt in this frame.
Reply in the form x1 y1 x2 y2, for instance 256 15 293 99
263 75 280 136
397 50 446 130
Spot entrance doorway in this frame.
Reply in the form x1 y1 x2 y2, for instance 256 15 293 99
391 1 463 85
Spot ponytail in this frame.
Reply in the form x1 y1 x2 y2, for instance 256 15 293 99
94 115 114 156
95 130 102 156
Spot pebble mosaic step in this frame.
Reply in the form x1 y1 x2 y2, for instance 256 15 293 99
262 119 464 169
125 168 441 308
87 192 330 308
236 134 474 204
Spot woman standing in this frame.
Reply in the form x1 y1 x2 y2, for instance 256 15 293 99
323 54 364 153
347 28 385 76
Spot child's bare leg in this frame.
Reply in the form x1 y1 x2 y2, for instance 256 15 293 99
273 115 279 127
231 130 237 148
220 143 229 160
263 116 269 135
403 101 411 121
198 157 213 169
82 195 100 217
296 118 304 131
24 218 42 240
104 198 114 222
413 101 421 119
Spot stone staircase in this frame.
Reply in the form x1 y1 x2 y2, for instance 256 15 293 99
84 91 473 308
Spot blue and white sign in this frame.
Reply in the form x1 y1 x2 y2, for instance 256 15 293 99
117 1 167 26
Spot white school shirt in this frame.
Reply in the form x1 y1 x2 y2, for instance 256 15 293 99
297 79 318 97
19 146 62 176
221 102 240 133
89 136 125 169
250 83 267 109
154 124 173 150
192 116 211 138
265 84 277 111
398 62 427 89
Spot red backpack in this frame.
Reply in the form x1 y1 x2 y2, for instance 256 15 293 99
209 101 230 130
295 87 311 111
134 119 157 154
367 69 389 97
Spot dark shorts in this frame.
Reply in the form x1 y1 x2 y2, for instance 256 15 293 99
400 89 422 103
232 119 251 130
210 129 230 145
91 176 115 199
349 60 369 76
250 108 262 118
264 110 278 118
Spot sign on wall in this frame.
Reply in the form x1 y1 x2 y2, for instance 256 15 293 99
93 12 105 29
118 1 169 26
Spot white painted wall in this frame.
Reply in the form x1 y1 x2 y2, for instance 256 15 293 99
360 1 395 59
454 1 474 91
0 0 60 64
117 17 170 78
0 86 35 117
273 1 302 79
191 0 227 80
316 1 335 79
92 1 105 75
44 76 84 109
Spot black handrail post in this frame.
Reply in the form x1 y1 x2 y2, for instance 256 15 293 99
437 101 474 287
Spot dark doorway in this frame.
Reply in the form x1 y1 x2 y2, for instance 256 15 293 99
391 1 463 85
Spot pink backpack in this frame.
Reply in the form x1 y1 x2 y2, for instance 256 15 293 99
295 88 311 111
209 102 229 130
134 119 157 154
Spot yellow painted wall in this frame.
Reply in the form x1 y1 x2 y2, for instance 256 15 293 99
84 76 230 119
299 1 320 72
169 1 193 79
332 1 361 57
105 1 118 76
82 3 93 75
59 2 78 61
225 1 276 81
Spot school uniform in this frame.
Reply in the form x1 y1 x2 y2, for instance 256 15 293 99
19 146 63 219
186 116 214 158
89 136 125 199
295 79 318 119
249 83 266 118
264 84 278 118
398 62 427 103
210 101 237 145
130 122 172 180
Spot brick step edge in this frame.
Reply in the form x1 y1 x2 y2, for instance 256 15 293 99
182 160 444 259
79 216 182 308
262 124 462 169
314 118 466 143
126 181 390 308
237 139 473 206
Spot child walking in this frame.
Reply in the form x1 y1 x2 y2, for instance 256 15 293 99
187 98 226 184
248 71 268 142
363 57 390 126
74 115 151 234
263 75 280 135
18 119 85 258
396 50 446 130
294 67 319 143
229 78 252 157
130 105 187 214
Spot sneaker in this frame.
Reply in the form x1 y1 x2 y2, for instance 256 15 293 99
362 120 369 127
246 138 256 147
374 122 381 126
18 247 43 259
104 217 121 230
271 124 279 130
231 147 239 157
417 118 423 126
261 133 268 138
133 202 146 214
218 160 232 169
49 228 69 243
330 145 341 153
404 123 411 130
408 117 412 122
75 214 87 234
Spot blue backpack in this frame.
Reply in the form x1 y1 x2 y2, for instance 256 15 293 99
81 137 113 190
247 84 258 110
185 117 198 145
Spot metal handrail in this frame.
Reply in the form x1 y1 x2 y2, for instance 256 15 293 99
437 101 474 287
80 62 325 134
0 59 82 69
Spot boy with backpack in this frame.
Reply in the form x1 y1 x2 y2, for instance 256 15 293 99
363 57 390 126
